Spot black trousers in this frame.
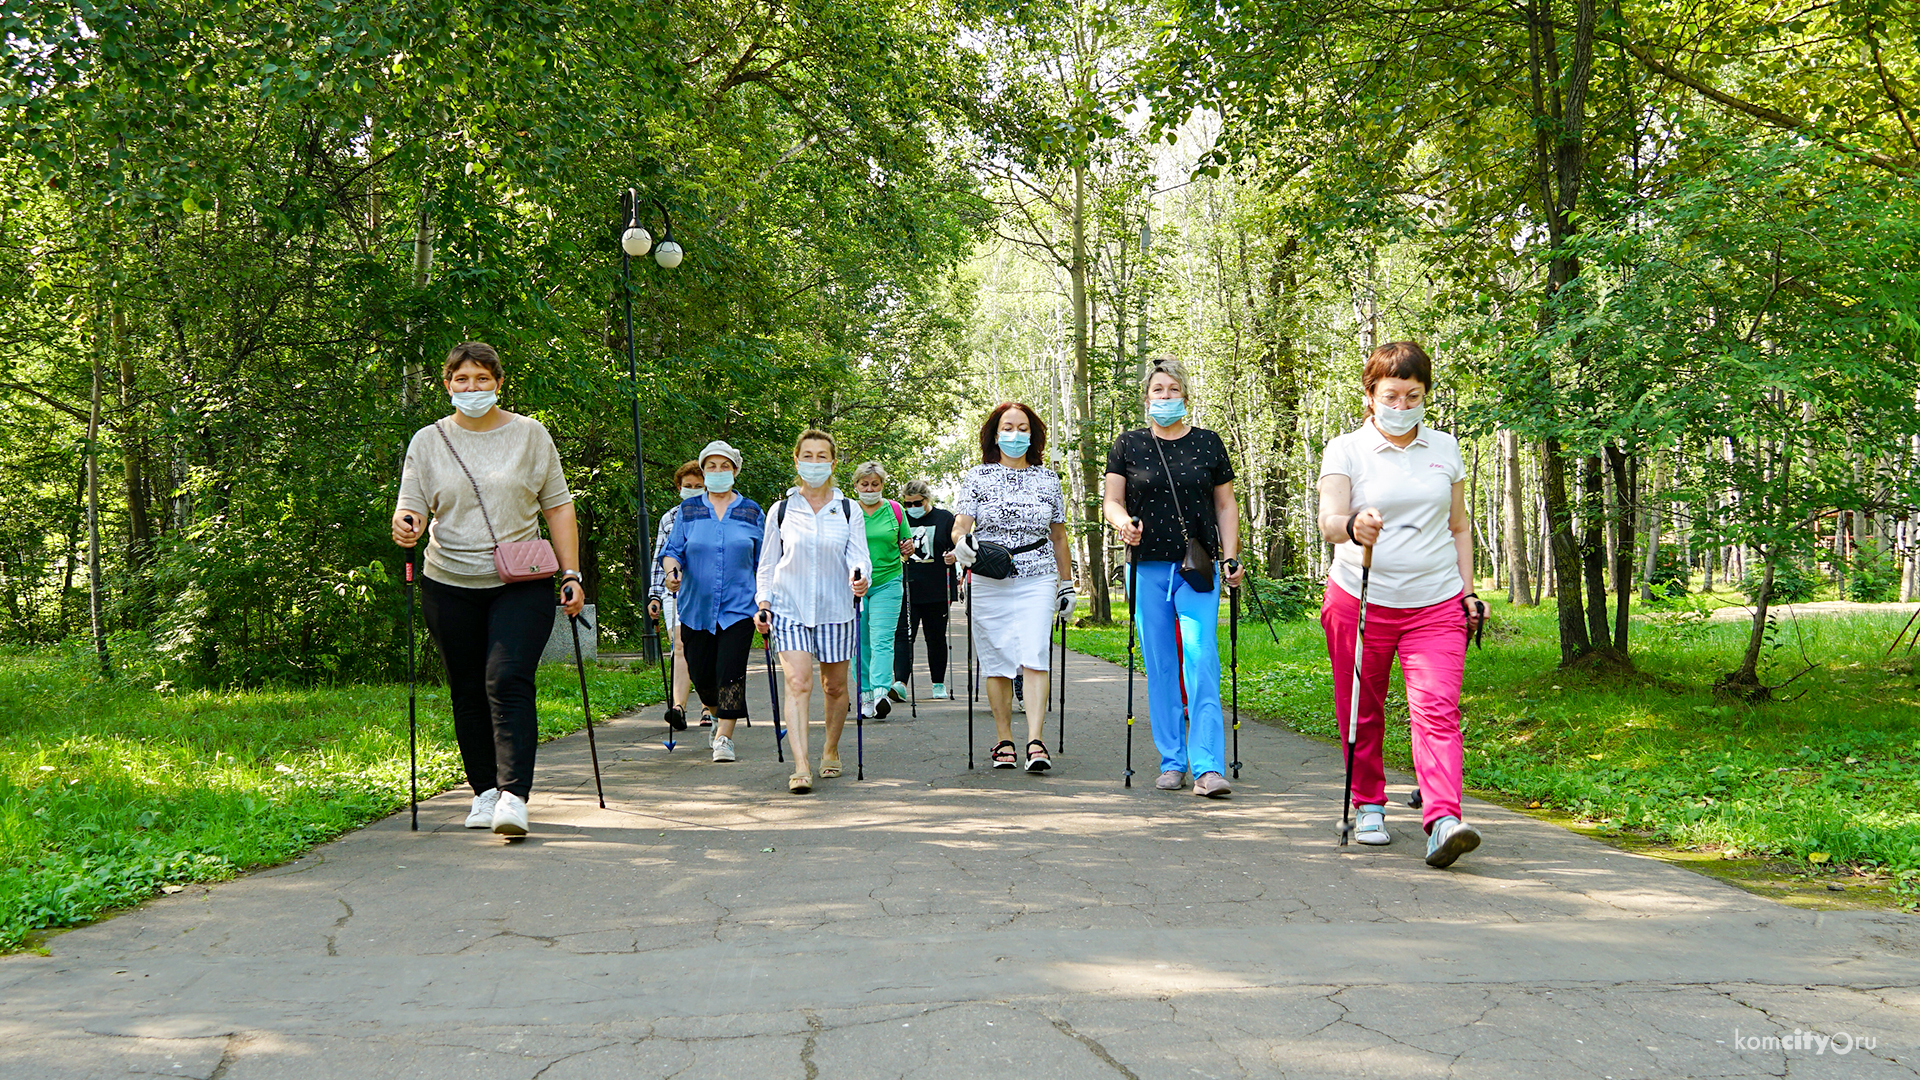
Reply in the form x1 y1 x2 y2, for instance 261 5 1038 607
893 600 951 684
420 576 555 799
681 617 755 720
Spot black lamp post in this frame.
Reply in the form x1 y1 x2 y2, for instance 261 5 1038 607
619 189 682 672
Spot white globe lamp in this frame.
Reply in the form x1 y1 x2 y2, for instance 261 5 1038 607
654 239 683 269
621 226 652 258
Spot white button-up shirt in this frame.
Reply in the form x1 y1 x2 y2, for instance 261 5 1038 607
756 489 873 627
1318 420 1465 608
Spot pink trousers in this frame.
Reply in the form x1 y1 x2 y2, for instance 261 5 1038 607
1320 581 1469 833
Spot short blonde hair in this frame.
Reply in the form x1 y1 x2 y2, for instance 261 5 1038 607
1142 359 1193 407
902 479 932 503
852 461 887 484
793 428 836 459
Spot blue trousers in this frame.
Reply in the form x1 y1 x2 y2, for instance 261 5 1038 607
1131 560 1225 777
857 575 904 697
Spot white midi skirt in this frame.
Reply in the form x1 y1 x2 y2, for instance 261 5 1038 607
968 573 1055 678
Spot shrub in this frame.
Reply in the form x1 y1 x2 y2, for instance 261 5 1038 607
1846 552 1902 603
1739 558 1818 604
1239 573 1321 623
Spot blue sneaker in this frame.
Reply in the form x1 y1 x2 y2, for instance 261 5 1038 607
1425 816 1481 868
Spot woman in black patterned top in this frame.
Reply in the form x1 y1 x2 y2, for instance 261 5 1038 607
952 402 1073 771
1102 361 1244 799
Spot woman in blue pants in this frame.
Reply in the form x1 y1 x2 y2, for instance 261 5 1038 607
1102 361 1245 797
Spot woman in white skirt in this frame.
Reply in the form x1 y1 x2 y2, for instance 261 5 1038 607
953 402 1073 771
755 429 872 793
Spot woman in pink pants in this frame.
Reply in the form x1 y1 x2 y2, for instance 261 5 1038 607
1316 342 1487 868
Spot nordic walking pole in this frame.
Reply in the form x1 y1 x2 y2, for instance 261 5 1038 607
853 567 866 781
660 570 680 753
402 515 418 831
904 591 918 719
1056 614 1067 755
762 629 786 764
1227 560 1242 781
1124 518 1140 788
568 610 606 809
965 570 975 770
1241 569 1281 645
1339 543 1373 846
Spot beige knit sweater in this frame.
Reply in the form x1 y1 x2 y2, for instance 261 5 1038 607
396 415 572 589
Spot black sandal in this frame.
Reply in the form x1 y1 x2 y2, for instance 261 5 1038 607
1024 739 1052 773
990 740 1018 768
664 706 688 731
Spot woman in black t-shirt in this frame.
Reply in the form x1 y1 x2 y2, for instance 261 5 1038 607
1101 361 1245 798
892 479 957 698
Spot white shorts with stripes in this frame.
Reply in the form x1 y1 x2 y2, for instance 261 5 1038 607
770 614 856 664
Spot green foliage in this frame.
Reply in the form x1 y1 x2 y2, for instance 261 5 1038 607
0 0 995 677
1740 559 1819 605
1846 553 1904 603
1646 546 1692 601
0 647 661 950
1240 573 1320 624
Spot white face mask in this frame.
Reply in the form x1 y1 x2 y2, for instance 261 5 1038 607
858 490 883 506
796 461 833 488
450 389 497 417
679 487 705 501
1373 402 1424 436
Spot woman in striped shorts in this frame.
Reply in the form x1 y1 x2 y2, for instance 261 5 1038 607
754 429 872 793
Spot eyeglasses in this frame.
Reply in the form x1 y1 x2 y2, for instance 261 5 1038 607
902 500 925 508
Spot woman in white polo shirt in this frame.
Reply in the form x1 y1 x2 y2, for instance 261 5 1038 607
1317 341 1487 868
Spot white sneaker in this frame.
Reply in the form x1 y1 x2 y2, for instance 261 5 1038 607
1354 804 1392 846
491 790 529 836
930 682 948 700
711 735 737 763
465 788 501 829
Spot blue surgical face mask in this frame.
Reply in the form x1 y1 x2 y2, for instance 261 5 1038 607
1147 398 1187 425
679 486 705 502
905 506 927 520
997 432 1032 460
704 470 735 494
796 461 833 487
450 389 497 417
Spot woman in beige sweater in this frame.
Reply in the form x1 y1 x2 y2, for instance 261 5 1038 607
391 342 585 837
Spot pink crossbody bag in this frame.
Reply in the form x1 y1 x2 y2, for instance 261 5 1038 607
435 421 559 583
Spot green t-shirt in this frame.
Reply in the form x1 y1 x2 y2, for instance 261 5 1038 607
861 499 909 586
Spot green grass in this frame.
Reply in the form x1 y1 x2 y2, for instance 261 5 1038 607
0 645 662 951
1067 595 1920 898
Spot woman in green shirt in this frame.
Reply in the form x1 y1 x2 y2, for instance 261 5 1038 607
853 461 913 718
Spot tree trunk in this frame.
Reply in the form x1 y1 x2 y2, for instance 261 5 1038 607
1541 438 1590 663
1580 454 1612 651
1070 160 1109 621
87 349 113 678
1606 444 1635 658
1639 446 1665 600
405 181 433 408
1503 430 1535 605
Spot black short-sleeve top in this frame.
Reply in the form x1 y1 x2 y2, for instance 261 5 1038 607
1104 427 1236 564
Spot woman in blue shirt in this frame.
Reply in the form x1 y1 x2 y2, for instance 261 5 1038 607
662 440 765 764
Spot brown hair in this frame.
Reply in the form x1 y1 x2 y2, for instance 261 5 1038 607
673 460 703 487
793 428 836 460
442 341 504 382
1363 342 1432 397
978 402 1047 464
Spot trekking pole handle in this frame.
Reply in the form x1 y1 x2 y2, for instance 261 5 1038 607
1360 544 1373 569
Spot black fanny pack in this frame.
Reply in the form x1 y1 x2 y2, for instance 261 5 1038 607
973 537 1049 580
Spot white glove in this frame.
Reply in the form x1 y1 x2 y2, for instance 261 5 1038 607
1055 583 1076 617
954 533 978 569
